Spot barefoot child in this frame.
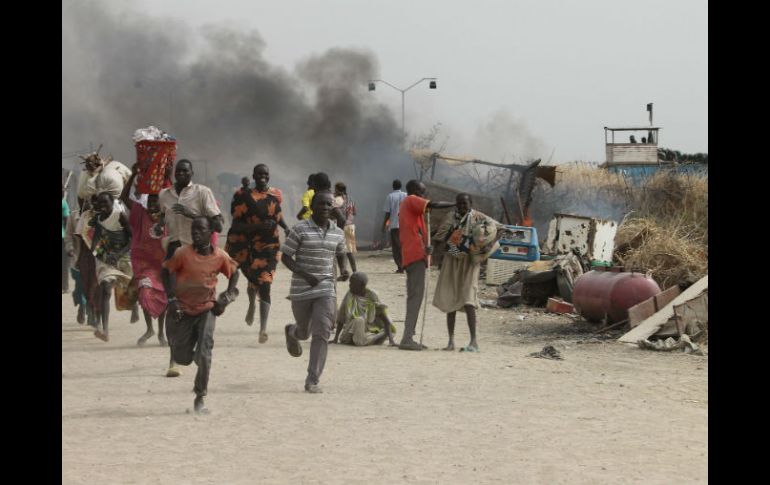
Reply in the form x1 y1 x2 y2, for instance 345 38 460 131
120 164 168 346
331 272 397 347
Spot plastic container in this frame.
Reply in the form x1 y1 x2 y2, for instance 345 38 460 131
489 225 540 262
572 269 661 323
135 140 177 194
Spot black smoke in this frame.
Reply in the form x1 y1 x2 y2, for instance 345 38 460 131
62 0 411 243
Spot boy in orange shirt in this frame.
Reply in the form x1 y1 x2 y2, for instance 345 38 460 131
163 216 239 414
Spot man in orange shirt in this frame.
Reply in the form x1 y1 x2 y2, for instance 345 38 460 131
398 180 455 351
162 216 240 414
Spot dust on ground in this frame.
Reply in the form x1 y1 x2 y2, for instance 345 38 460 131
62 250 707 485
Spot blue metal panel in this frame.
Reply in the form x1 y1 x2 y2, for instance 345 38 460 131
490 226 540 261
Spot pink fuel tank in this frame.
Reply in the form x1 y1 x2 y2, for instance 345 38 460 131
572 269 661 323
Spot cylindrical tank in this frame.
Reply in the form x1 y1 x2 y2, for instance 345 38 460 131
572 269 661 323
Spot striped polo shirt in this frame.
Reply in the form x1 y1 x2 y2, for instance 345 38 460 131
281 218 346 301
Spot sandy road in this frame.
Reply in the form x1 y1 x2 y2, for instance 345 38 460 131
62 251 707 485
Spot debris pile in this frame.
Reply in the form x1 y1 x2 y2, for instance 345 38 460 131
494 252 584 308
637 334 704 355
618 275 708 353
528 345 563 360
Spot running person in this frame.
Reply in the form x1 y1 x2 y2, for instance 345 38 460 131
225 163 288 343
281 191 350 393
163 216 239 414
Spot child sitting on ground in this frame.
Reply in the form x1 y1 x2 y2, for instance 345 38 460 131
331 272 397 347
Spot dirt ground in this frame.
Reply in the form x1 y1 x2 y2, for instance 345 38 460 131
62 251 708 485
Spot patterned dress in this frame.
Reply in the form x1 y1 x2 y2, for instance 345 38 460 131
225 187 283 287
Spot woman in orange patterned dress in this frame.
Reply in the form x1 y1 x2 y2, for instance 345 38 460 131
225 163 288 343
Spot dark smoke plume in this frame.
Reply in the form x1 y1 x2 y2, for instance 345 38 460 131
62 0 410 243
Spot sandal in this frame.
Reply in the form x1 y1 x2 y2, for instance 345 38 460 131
284 324 302 357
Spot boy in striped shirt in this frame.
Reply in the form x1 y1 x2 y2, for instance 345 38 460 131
281 191 350 393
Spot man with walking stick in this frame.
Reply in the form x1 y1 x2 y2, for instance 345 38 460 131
397 180 455 351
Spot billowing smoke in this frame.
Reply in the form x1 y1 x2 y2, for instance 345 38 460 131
470 110 548 163
62 0 411 244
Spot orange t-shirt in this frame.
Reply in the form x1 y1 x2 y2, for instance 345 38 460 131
398 195 429 268
163 245 237 316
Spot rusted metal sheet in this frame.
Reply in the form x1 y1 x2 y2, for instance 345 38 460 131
544 214 591 257
589 218 618 263
535 165 557 187
542 213 618 263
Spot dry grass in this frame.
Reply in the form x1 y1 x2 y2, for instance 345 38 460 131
613 218 708 289
627 171 708 243
615 171 708 288
534 164 708 288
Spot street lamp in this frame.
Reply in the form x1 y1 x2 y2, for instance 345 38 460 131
367 77 437 146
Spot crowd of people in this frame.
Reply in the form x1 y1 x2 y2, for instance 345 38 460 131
63 148 502 413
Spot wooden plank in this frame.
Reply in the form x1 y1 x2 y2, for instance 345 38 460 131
628 298 657 328
618 275 708 344
627 285 681 328
654 286 681 311
610 145 658 164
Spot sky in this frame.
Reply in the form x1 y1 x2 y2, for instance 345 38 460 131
120 0 708 163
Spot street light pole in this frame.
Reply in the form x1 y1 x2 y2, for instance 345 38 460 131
368 77 437 147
